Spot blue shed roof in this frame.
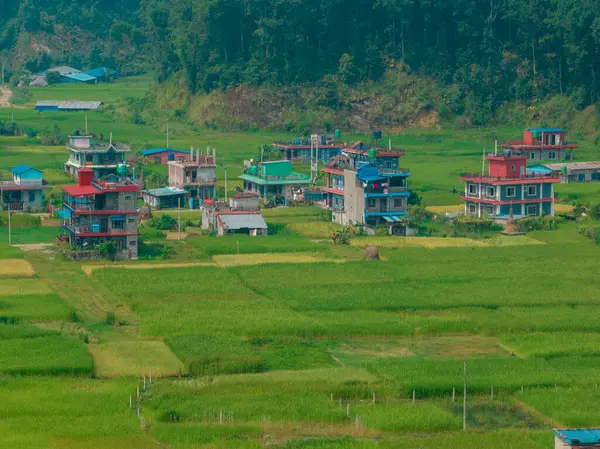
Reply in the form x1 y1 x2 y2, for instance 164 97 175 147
84 67 119 78
11 164 41 174
64 73 96 82
142 148 189 156
554 429 600 445
527 128 565 133
527 164 554 174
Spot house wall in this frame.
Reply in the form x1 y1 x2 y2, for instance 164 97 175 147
231 196 259 210
343 170 365 223
14 170 43 186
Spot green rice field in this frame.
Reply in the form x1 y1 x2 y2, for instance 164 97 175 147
1 78 600 448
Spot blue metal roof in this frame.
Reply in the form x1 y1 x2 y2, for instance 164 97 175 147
527 128 565 133
527 164 554 174
11 164 41 174
64 73 96 82
142 148 189 156
554 429 600 445
84 67 119 78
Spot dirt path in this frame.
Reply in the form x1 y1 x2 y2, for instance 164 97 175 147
0 86 12 107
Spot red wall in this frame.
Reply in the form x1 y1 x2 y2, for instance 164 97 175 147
488 156 526 178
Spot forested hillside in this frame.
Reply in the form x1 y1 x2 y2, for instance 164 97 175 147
2 0 600 128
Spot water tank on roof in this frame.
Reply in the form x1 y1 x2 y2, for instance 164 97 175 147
293 138 301 145
168 152 175 161
250 165 258 175
334 129 341 139
117 164 128 177
368 149 377 159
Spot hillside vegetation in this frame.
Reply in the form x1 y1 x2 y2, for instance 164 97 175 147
2 0 600 130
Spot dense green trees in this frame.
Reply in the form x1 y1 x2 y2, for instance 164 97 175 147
1 0 600 123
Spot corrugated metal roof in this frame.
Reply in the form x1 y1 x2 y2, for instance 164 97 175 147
84 67 119 78
527 128 565 133
142 188 187 197
142 148 189 156
11 164 41 174
544 162 600 171
64 73 96 82
58 101 103 110
47 66 81 76
219 213 267 230
554 429 600 445
35 100 61 107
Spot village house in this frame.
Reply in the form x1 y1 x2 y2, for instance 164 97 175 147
202 193 267 236
35 101 104 112
64 133 130 180
168 148 217 209
501 128 578 161
274 137 344 162
460 153 560 219
0 165 50 212
528 162 600 184
321 144 410 231
554 429 600 449
141 187 187 209
240 160 310 204
142 148 190 164
61 168 139 259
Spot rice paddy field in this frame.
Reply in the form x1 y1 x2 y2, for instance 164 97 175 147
1 79 600 448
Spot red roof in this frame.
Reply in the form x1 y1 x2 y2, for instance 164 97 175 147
62 185 102 196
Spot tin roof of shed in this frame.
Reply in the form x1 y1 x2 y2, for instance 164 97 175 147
554 429 600 445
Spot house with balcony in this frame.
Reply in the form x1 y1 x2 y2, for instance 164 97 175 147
274 138 344 162
168 148 217 208
64 133 130 180
501 128 578 162
322 148 410 229
1 165 50 212
61 168 139 259
240 160 310 204
460 154 560 219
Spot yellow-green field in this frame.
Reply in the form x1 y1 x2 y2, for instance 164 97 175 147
0 259 35 277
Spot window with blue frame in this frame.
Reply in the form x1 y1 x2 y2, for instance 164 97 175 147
112 216 125 230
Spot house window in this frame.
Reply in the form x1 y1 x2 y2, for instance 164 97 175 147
468 184 478 196
124 195 131 201
468 204 477 214
527 205 538 215
129 240 136 246
530 152 536 160
486 186 496 197
506 186 516 197
112 219 125 230
511 165 515 171
393 198 403 208
28 191 36 202
527 185 537 196
128 218 135 224
548 151 557 160
367 199 377 208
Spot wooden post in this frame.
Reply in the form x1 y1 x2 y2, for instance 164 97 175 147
177 198 181 241
452 387 455 402
491 385 494 400
463 361 467 432
412 390 415 403
137 406 140 417
330 393 333 402
129 394 132 409
219 409 223 424
136 385 140 399
143 376 146 391
149 369 152 384
346 402 350 417
372 392 376 404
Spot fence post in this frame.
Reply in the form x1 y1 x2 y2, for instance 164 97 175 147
372 392 376 404
137 385 140 399
330 393 333 402
452 387 455 402
129 394 132 409
412 390 415 403
491 385 494 400
219 409 223 424
346 402 350 417
143 376 146 391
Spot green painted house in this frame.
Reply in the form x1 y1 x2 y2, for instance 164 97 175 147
240 161 309 204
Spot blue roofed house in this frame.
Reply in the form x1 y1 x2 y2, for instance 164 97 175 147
59 72 97 84
1 165 50 212
84 67 120 82
554 429 600 448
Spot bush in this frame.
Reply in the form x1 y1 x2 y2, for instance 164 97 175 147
518 215 563 232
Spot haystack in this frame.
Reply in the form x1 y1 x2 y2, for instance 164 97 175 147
365 245 380 261
501 207 523 235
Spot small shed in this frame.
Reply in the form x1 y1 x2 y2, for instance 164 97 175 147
84 67 120 81
543 162 600 184
29 77 49 87
216 211 268 236
142 187 187 209
60 73 97 84
554 429 600 448
142 148 190 164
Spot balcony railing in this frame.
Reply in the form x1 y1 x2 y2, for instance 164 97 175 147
366 207 407 213
460 172 559 181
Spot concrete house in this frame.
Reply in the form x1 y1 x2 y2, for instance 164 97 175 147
141 187 187 209
501 128 578 162
274 138 344 162
554 429 600 449
529 162 600 184
460 153 560 219
168 148 217 208
64 134 130 180
61 168 139 259
0 165 50 212
240 160 310 204
202 193 267 236
142 148 190 164
322 145 410 230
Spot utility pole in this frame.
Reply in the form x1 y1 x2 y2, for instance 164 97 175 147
8 202 11 245
177 198 181 241
463 361 467 432
224 166 228 202
166 123 169 148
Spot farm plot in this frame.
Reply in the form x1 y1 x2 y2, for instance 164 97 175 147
213 252 342 267
0 258 34 276
0 293 75 322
